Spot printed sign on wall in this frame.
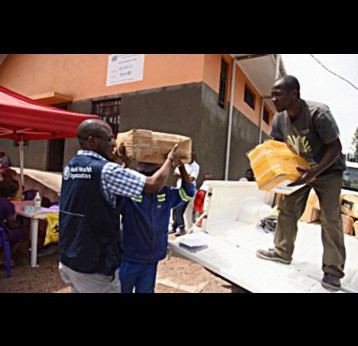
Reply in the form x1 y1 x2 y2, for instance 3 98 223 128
106 54 145 86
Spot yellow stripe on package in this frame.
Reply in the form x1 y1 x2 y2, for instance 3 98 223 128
248 140 311 195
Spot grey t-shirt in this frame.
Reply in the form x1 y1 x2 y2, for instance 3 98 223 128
270 100 345 175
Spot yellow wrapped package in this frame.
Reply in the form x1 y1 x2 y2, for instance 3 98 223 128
248 140 311 195
44 212 59 246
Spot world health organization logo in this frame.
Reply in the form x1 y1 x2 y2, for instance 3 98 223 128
63 166 70 180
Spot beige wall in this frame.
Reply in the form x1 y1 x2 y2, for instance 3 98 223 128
202 54 223 93
0 54 271 136
0 54 275 178
0 54 205 101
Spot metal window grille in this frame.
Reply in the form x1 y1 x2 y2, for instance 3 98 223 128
92 99 121 136
218 59 228 109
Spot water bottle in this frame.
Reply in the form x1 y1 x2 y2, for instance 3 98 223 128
34 192 41 211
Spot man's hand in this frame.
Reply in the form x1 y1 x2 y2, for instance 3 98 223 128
167 144 179 166
177 159 184 167
113 143 131 168
288 167 316 187
178 160 192 186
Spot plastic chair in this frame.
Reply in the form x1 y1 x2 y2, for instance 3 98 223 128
0 226 11 278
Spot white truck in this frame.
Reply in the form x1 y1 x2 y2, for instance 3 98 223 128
168 180 358 293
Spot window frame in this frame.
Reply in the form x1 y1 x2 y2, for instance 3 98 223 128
244 84 256 110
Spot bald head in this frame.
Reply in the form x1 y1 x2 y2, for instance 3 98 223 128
77 119 111 139
76 119 115 161
77 119 112 148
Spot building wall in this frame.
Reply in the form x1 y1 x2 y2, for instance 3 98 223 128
199 83 270 182
229 106 262 180
198 83 231 182
0 54 274 181
202 54 272 133
0 139 48 170
48 81 239 184
0 54 205 101
202 54 224 93
200 54 274 180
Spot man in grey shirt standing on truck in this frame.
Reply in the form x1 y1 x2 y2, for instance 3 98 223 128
256 75 346 291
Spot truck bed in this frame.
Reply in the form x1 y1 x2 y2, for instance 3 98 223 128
168 181 358 293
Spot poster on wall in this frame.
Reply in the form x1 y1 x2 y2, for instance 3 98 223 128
106 54 145 86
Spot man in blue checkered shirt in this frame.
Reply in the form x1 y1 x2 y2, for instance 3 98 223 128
59 119 179 293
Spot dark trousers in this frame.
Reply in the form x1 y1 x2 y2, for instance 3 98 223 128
172 202 189 230
119 259 158 293
274 172 345 278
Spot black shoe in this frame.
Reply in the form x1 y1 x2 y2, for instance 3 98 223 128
321 273 341 290
175 228 186 237
256 249 291 264
168 228 176 234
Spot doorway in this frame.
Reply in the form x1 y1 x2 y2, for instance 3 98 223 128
46 103 67 172
47 138 65 171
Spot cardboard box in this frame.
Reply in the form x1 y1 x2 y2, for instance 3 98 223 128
341 213 354 235
300 205 320 223
115 129 192 164
248 140 311 195
306 190 320 210
341 194 358 218
273 193 282 207
307 190 344 212
353 220 358 237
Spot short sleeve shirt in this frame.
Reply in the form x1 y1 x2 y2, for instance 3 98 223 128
175 160 200 189
77 151 146 208
270 100 346 174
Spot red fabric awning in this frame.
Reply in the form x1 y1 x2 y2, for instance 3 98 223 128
0 85 99 141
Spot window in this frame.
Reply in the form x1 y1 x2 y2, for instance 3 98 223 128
244 85 255 110
92 99 121 136
263 107 270 125
218 59 228 109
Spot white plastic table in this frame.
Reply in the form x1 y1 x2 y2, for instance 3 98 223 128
14 202 59 268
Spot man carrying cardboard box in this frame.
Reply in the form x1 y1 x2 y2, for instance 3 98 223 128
58 119 181 293
256 75 346 291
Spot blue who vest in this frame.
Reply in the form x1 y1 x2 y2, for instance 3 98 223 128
59 155 121 276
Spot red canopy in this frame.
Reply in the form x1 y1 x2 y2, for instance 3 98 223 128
0 85 99 141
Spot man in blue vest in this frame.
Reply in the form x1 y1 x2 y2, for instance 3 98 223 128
59 119 179 293
119 161 195 293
